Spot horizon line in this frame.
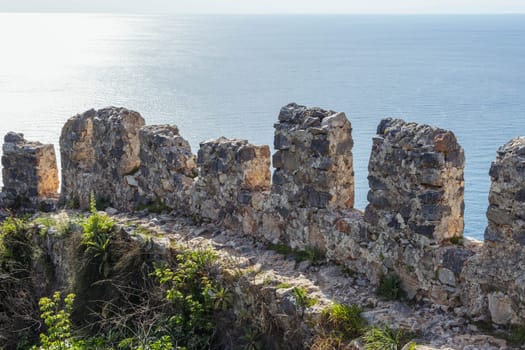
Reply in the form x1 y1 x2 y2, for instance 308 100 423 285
1 11 525 16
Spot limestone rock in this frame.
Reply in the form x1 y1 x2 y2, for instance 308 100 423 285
360 118 466 305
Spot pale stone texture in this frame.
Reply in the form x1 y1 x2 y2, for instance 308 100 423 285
1 132 58 209
137 125 197 212
190 137 271 234
59 107 145 210
462 137 525 325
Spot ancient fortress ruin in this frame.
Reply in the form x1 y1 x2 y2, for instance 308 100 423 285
1 103 525 327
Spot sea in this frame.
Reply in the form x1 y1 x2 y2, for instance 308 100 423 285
0 13 524 240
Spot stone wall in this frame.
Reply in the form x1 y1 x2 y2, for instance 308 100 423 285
2 103 525 326
137 125 197 212
59 107 144 210
462 137 525 324
272 103 354 210
1 132 58 209
366 118 465 243
356 118 468 301
261 103 360 252
190 137 271 234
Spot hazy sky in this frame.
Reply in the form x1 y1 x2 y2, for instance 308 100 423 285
1 0 525 14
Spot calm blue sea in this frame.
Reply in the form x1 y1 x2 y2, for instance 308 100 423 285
0 14 524 239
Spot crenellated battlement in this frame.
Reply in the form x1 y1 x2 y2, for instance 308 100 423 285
1 103 524 326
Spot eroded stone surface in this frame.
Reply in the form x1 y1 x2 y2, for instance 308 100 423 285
59 107 145 210
137 124 196 212
271 103 354 210
462 137 525 325
191 137 271 234
1 132 58 209
261 103 359 252
360 118 467 303
366 118 465 243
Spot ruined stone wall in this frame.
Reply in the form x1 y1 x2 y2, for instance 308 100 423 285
462 137 525 325
4 103 525 326
137 125 197 212
190 137 271 234
361 118 467 301
366 118 465 243
271 103 354 210
59 107 144 210
1 132 58 209
261 103 361 252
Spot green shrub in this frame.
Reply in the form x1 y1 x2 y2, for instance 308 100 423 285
267 243 325 265
363 325 416 350
136 197 168 214
496 324 525 347
154 247 229 349
291 286 318 318
377 274 405 301
276 282 292 289
80 194 115 277
0 217 33 274
363 325 402 350
321 302 365 339
31 292 85 350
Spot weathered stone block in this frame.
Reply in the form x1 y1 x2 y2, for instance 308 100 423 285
60 107 145 210
137 124 196 212
191 137 270 234
365 118 465 243
1 132 59 209
270 103 355 210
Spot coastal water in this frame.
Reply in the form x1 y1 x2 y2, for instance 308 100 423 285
0 14 524 239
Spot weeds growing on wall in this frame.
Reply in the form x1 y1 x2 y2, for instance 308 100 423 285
311 302 366 349
321 302 365 340
291 286 318 318
377 273 406 301
362 324 416 350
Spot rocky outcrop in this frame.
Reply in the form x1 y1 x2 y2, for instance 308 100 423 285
1 132 58 209
462 137 525 324
137 124 197 212
191 137 271 234
59 107 144 210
